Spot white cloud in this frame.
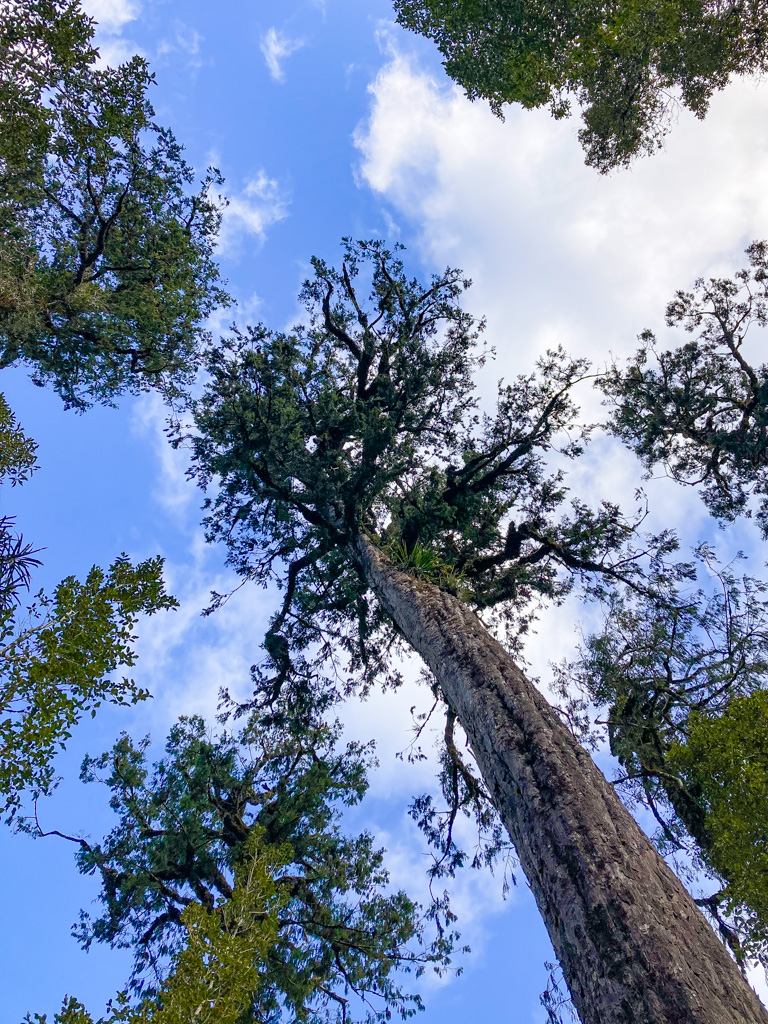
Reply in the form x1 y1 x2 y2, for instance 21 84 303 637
157 22 204 62
216 171 290 255
354 46 768 387
81 0 140 32
134 546 274 727
131 392 195 519
174 24 202 55
260 27 305 83
80 0 141 64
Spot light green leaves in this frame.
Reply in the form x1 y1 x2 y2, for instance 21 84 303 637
670 691 768 961
0 554 177 820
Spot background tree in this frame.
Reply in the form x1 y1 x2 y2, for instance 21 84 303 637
555 547 768 968
0 0 227 409
30 714 457 1024
392 0 768 172
184 239 768 1024
0 553 176 823
601 241 768 533
0 0 218 826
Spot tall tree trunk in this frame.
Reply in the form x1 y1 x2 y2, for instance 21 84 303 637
354 535 768 1024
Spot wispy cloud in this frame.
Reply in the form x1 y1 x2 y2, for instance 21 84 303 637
131 393 195 519
260 27 305 83
157 22 204 62
216 171 290 255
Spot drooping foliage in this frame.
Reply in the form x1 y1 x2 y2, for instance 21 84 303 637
601 241 768 534
556 548 768 965
36 715 456 1024
392 0 768 172
0 0 227 409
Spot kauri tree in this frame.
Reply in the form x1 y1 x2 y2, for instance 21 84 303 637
392 0 768 172
30 715 456 1024
184 239 768 1024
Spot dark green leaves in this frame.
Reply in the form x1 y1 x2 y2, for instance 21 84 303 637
393 0 768 171
0 0 228 409
602 242 768 534
189 240 676 714
68 716 456 1023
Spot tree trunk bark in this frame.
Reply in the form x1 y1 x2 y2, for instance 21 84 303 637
354 534 768 1024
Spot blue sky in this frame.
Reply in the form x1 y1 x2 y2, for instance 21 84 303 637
4 1 768 1021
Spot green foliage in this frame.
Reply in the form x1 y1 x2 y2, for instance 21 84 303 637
0 392 38 486
28 831 286 1023
188 240 669 720
668 691 768 962
50 715 456 1024
557 547 768 963
601 241 768 534
31 832 288 1024
1 555 176 820
148 835 285 1024
386 540 468 596
0 0 228 409
393 0 768 171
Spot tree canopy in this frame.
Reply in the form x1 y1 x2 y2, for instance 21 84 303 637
601 241 768 534
0 0 227 409
29 715 456 1024
392 0 768 171
189 239 668 720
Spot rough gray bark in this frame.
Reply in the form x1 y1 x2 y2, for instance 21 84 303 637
355 534 768 1024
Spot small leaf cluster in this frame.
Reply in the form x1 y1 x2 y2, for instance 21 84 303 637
0 394 41 607
386 540 468 597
